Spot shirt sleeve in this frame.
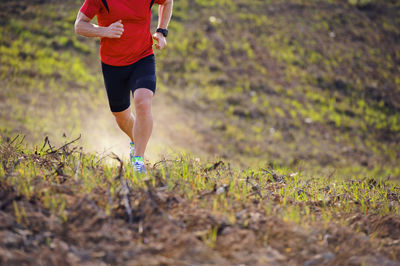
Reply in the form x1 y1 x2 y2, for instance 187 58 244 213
155 0 166 5
79 0 101 19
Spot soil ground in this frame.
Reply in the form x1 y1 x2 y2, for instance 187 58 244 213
0 140 399 265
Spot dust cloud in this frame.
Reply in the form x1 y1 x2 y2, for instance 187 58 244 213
81 91 207 163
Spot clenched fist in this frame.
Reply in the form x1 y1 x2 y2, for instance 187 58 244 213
153 32 167 50
104 20 124 38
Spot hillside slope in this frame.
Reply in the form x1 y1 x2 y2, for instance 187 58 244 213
0 0 399 177
157 0 400 175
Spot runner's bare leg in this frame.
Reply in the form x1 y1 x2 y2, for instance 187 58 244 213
133 88 153 157
112 106 135 142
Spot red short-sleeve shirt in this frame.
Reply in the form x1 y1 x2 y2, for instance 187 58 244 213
80 0 166 66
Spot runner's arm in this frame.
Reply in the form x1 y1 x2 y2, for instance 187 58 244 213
153 0 173 50
74 11 124 38
157 0 173 29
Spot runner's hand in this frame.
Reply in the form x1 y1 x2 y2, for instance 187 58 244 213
105 20 124 38
153 32 167 50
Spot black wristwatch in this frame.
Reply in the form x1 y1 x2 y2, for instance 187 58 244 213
156 28 168 37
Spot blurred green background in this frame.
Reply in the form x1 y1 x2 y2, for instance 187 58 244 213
0 0 399 178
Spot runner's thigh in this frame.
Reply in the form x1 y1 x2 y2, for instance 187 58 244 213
101 63 132 112
129 54 156 95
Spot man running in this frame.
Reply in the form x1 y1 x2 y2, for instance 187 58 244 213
74 0 173 173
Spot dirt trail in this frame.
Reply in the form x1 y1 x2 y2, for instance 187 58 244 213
0 142 399 265
1 171 399 266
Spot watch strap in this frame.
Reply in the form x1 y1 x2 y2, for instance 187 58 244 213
156 28 168 37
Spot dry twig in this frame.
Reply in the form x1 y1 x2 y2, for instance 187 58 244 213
112 154 133 225
45 135 81 155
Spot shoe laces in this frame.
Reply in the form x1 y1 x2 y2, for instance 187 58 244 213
133 161 145 173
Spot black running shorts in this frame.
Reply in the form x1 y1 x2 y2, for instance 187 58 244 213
101 54 156 113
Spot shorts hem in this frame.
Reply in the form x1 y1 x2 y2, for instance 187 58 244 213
132 87 156 96
110 104 131 113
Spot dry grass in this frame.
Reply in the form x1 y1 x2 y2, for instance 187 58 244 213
0 135 399 265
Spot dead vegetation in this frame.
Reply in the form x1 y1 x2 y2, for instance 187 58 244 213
0 136 399 265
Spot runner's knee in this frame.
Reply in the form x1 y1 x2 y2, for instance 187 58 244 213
134 96 151 116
